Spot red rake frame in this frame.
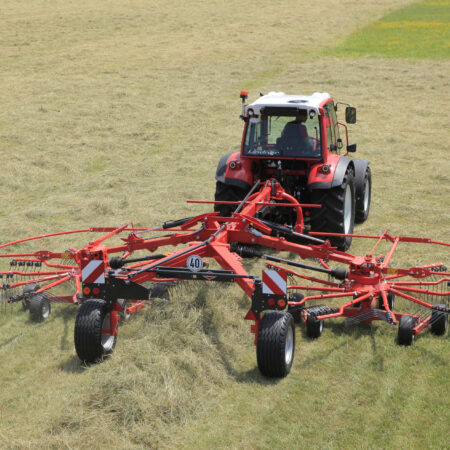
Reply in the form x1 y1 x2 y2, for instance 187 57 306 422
0 179 448 375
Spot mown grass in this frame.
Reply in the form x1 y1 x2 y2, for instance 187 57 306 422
0 0 449 448
328 0 450 58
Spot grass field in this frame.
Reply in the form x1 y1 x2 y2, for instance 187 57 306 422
0 0 449 448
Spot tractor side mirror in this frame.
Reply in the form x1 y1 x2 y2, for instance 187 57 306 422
345 106 356 124
347 143 357 152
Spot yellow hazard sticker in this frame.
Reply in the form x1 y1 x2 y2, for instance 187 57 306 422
385 268 398 275
60 252 73 259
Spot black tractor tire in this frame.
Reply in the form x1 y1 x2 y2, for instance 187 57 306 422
214 181 248 217
398 315 415 346
29 293 51 322
355 166 372 224
74 299 117 363
310 168 356 251
257 311 295 378
306 315 324 339
430 305 448 336
22 283 40 311
378 292 395 310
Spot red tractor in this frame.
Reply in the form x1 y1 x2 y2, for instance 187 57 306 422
215 91 371 250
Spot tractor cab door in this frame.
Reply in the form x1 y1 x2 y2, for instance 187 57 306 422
323 101 340 153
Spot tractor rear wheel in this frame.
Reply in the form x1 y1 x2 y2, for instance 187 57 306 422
355 166 372 223
257 311 295 378
398 315 415 346
310 168 355 251
29 294 51 322
214 181 247 216
74 299 117 363
430 305 448 336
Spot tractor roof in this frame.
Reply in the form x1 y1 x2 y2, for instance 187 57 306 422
245 91 331 116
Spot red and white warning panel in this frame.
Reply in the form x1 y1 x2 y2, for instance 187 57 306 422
81 260 105 284
262 269 287 295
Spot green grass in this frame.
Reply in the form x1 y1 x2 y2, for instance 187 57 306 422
328 0 450 59
0 0 449 448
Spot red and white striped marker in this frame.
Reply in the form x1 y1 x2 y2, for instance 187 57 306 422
262 269 287 295
81 259 105 284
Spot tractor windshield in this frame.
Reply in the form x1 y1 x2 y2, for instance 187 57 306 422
243 113 321 158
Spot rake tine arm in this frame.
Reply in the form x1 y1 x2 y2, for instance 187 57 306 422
389 287 437 309
82 223 132 249
393 277 450 286
0 229 92 250
5 273 72 290
0 269 69 277
265 263 340 287
35 275 72 294
393 285 450 297
315 292 373 320
380 290 396 324
381 237 400 268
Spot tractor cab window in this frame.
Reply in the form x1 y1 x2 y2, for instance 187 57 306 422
243 112 321 158
324 101 340 152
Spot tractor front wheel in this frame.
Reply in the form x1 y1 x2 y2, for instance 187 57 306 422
29 294 51 322
310 168 355 251
74 299 117 363
214 181 247 217
256 311 295 378
355 166 371 223
430 305 448 336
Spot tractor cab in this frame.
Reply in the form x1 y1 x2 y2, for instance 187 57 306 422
240 91 356 162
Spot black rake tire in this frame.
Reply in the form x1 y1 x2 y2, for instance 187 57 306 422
310 167 356 251
257 311 295 378
306 316 324 339
430 305 448 336
29 294 51 322
22 283 40 311
378 292 395 310
74 299 117 363
398 315 415 346
214 181 248 217
355 166 372 224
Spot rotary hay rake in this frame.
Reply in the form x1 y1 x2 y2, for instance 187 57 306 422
1 179 448 377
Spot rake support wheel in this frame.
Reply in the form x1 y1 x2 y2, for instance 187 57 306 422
22 283 40 311
74 299 117 363
398 315 415 346
29 294 51 322
431 305 448 336
257 311 295 378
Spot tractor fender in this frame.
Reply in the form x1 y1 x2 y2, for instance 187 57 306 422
308 155 353 190
215 152 253 191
